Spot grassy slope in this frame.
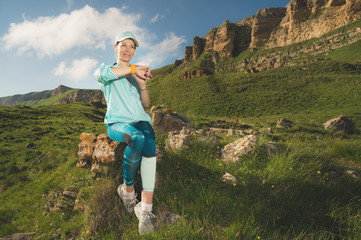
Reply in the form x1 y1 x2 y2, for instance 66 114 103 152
149 60 361 120
1 21 361 239
0 103 107 237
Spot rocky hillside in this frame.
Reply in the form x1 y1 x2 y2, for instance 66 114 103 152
0 85 105 107
184 0 361 64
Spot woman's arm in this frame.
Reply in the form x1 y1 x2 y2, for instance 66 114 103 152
111 65 151 80
133 74 151 107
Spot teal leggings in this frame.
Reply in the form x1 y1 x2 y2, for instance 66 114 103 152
108 121 156 191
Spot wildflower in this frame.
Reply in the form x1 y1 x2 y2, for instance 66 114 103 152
290 168 293 170
219 163 222 166
233 183 236 186
272 185 275 188
86 230 90 234
210 154 213 157
217 146 220 149
203 149 206 152
317 170 321 174
224 147 227 150
258 236 261 239
223 179 226 182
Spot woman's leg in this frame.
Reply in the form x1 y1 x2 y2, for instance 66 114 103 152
133 121 157 204
108 122 145 189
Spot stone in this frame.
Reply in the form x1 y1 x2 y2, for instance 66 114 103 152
222 172 237 184
152 110 192 132
346 169 360 179
92 134 126 164
63 190 77 199
221 135 258 163
323 115 355 134
77 133 127 168
77 133 97 162
165 127 193 152
0 232 37 240
276 119 294 128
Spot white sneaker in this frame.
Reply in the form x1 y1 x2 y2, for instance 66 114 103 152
117 184 137 213
134 202 155 235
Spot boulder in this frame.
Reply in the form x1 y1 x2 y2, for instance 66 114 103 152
77 133 97 162
77 133 127 168
165 127 193 152
221 135 258 163
323 115 355 134
152 110 192 132
222 172 237 184
92 134 126 164
276 119 294 128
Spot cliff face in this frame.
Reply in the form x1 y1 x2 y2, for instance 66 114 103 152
184 0 361 64
267 0 361 48
55 89 105 105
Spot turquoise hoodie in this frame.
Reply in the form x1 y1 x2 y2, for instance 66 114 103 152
94 63 151 126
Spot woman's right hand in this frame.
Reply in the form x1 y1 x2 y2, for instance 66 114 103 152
134 65 152 80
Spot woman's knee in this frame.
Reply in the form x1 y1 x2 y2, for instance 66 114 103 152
130 132 145 148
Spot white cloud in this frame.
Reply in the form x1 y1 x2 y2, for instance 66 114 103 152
137 32 186 67
150 13 165 23
1 5 187 69
53 57 98 81
1 5 151 57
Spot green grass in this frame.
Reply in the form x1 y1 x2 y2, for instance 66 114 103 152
1 17 361 240
327 40 361 63
1 101 360 239
148 60 361 119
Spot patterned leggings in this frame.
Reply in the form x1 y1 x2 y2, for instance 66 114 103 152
108 121 156 191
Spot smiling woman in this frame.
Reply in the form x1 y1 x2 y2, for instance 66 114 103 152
94 31 157 236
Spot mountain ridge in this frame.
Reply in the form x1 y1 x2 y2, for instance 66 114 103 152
0 85 105 107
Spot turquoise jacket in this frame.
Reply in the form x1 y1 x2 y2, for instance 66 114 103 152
94 63 152 126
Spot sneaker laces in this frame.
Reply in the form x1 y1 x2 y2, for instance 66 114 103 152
140 211 156 223
124 192 138 205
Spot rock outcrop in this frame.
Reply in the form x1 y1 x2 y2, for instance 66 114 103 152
0 85 106 107
183 0 361 66
250 8 286 48
77 133 126 169
165 127 194 152
151 107 192 132
323 115 355 134
221 135 258 163
55 89 105 105
266 0 361 48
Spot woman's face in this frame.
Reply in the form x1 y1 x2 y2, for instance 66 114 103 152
114 38 136 63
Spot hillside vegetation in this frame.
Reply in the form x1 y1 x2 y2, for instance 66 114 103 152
1 18 361 240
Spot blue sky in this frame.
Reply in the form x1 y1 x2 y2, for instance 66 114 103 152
0 0 290 97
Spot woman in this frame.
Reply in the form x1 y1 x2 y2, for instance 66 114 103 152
94 31 156 235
